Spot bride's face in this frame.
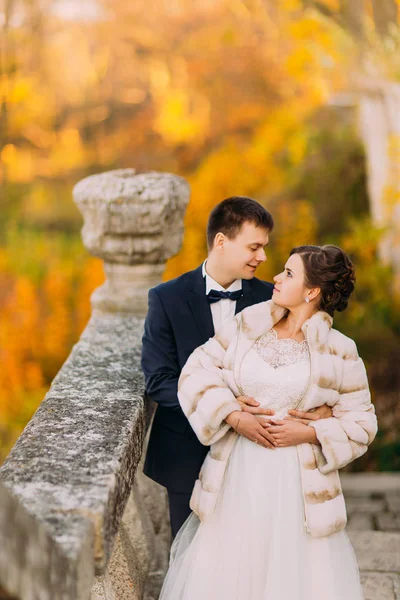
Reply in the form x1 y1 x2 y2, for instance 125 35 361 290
272 254 312 308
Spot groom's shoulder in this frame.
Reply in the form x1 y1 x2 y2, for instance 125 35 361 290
250 276 274 299
150 266 200 299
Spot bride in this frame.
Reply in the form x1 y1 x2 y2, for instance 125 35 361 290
159 244 377 600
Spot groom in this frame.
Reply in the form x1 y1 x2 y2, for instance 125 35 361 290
141 196 331 537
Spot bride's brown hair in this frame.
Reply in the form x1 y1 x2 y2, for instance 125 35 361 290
290 245 356 316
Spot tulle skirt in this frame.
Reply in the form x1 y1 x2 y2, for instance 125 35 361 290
159 436 364 600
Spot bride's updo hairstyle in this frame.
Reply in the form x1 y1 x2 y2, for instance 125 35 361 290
290 245 356 316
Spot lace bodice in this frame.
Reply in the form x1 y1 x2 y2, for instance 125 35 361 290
239 329 311 419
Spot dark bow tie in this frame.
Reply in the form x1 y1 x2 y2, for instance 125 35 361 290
207 289 243 304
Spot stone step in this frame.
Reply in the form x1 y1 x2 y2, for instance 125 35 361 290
387 494 400 513
350 531 400 599
346 497 387 515
341 473 400 496
360 572 400 600
376 513 400 532
347 513 375 531
348 531 400 573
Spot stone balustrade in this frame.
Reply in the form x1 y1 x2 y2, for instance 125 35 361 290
0 169 190 600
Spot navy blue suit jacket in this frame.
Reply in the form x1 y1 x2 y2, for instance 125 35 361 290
141 264 274 493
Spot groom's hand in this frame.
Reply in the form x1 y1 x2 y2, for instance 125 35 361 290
236 395 275 417
285 404 333 425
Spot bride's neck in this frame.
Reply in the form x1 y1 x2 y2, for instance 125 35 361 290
276 309 316 337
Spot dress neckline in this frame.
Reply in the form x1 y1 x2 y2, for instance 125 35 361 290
270 328 307 347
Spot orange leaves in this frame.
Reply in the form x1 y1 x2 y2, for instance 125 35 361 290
1 145 17 169
74 257 105 334
41 268 72 363
0 237 104 462
0 276 44 428
2 277 41 360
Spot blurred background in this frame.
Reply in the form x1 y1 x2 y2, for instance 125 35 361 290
0 0 399 469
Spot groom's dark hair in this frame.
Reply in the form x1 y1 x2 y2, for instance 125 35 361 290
207 196 274 249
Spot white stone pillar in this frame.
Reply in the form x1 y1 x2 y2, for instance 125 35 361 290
358 82 400 293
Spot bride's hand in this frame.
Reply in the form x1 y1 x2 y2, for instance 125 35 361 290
236 395 275 417
225 411 278 449
266 419 318 447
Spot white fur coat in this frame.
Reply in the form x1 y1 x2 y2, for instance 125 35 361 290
177 300 377 538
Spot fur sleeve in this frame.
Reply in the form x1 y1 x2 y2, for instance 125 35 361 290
177 315 242 445
309 342 378 474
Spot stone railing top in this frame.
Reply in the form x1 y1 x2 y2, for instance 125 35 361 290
0 312 148 599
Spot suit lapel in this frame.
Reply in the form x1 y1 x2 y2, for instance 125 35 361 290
186 267 265 341
235 278 254 315
186 265 215 341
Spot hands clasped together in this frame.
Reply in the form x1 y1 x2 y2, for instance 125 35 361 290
225 396 333 448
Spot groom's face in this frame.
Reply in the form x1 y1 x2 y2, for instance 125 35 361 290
220 222 269 280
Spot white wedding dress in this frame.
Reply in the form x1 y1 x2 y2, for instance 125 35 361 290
159 329 364 600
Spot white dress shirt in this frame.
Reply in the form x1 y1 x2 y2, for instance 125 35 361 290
202 260 242 333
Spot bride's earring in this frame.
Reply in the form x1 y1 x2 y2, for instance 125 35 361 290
305 297 310 303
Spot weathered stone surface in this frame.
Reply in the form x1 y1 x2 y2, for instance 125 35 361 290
387 493 400 513
361 572 400 600
348 531 400 572
73 169 190 315
138 466 171 600
0 480 94 600
90 450 172 600
347 513 374 531
73 169 190 265
91 573 115 600
346 497 387 515
376 513 400 532
341 473 400 496
0 312 147 589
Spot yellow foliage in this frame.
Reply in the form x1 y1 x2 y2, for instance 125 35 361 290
9 149 34 182
1 144 17 166
8 78 33 103
154 89 210 145
49 129 85 175
281 0 303 10
288 17 322 40
287 131 308 164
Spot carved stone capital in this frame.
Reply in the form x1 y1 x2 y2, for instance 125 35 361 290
73 169 190 315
